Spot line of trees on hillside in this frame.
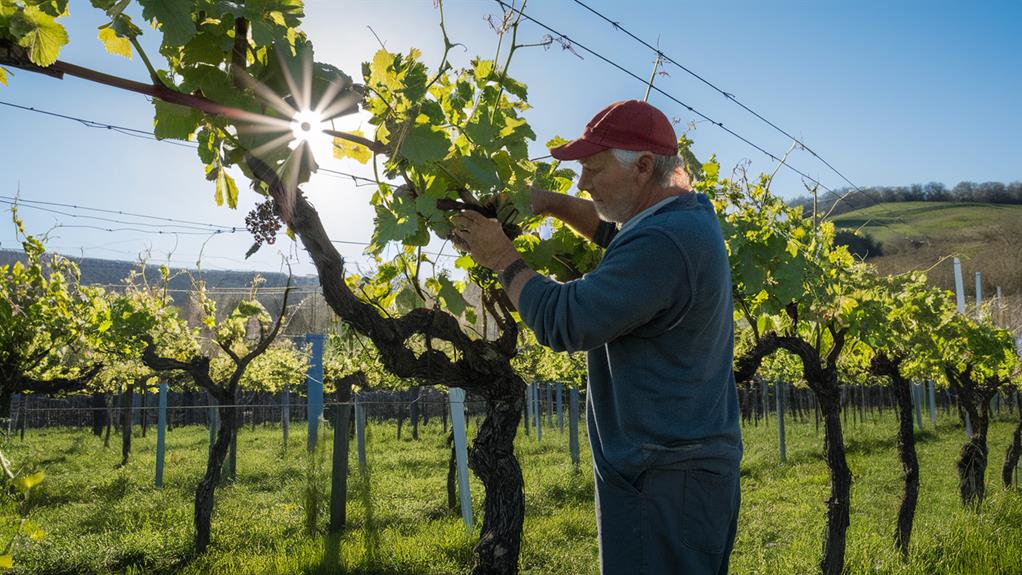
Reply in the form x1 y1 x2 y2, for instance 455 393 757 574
791 181 1022 217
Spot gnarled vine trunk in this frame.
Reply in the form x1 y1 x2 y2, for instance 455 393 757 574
946 365 996 505
120 382 134 466
467 382 525 575
816 385 851 575
0 365 102 422
195 399 237 552
870 353 918 558
734 332 779 386
1003 405 1022 488
447 430 458 512
778 334 850 575
248 156 529 574
91 392 107 437
0 387 12 421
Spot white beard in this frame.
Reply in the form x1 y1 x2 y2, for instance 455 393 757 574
593 201 627 224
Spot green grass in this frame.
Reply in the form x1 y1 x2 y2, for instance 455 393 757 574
3 408 1022 574
829 201 1022 247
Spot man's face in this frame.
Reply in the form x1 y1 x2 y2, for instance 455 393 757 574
577 150 642 224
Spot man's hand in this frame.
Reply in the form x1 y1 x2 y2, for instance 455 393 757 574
451 211 520 272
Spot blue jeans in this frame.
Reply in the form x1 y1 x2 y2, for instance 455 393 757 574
594 458 740 575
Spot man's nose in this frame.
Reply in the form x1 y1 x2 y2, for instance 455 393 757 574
578 173 591 194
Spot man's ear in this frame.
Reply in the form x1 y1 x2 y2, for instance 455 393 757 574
635 153 656 184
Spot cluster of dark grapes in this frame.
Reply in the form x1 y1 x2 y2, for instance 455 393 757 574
245 199 282 246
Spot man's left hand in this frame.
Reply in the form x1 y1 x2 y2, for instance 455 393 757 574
451 211 520 271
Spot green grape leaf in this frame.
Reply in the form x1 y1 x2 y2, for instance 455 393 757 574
181 31 228 67
153 100 201 140
394 285 422 313
498 114 532 140
437 275 467 317
195 128 217 164
414 192 449 235
333 131 372 164
460 155 501 191
11 6 68 67
367 49 400 91
404 220 430 247
109 12 143 39
397 123 450 165
499 76 528 100
97 318 113 333
546 136 569 149
755 314 778 336
98 27 132 59
216 168 240 209
138 0 196 47
179 64 252 110
370 205 419 252
399 63 428 102
473 59 494 83
772 254 805 304
234 299 265 318
464 113 497 147
735 247 765 292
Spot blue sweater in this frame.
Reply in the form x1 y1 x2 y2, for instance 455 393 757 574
519 193 742 480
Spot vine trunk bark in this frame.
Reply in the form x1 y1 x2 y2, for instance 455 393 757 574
0 389 13 421
447 430 458 512
120 382 134 466
778 333 851 575
467 382 525 575
91 392 106 437
1004 407 1022 488
870 354 920 558
817 390 851 575
246 156 529 573
195 402 237 552
948 368 992 505
889 367 919 557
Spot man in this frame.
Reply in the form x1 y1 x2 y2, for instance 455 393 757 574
453 99 741 575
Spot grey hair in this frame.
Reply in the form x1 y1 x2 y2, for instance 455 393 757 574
609 148 686 187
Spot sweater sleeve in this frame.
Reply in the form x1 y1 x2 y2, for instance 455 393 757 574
518 227 691 353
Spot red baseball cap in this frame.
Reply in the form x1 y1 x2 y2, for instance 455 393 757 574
550 99 678 161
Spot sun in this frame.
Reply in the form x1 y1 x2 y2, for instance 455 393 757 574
290 109 325 144
229 47 364 202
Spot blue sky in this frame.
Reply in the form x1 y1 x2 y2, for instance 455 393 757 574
2 0 1019 276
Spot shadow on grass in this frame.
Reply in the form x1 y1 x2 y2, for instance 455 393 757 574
307 469 391 575
107 545 196 575
358 469 381 564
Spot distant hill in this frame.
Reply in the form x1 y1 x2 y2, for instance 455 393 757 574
830 202 1022 329
0 249 319 291
830 202 1022 248
791 181 1022 218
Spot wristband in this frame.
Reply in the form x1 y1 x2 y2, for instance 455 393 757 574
499 258 529 287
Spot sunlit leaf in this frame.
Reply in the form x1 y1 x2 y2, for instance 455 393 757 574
98 27 132 59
